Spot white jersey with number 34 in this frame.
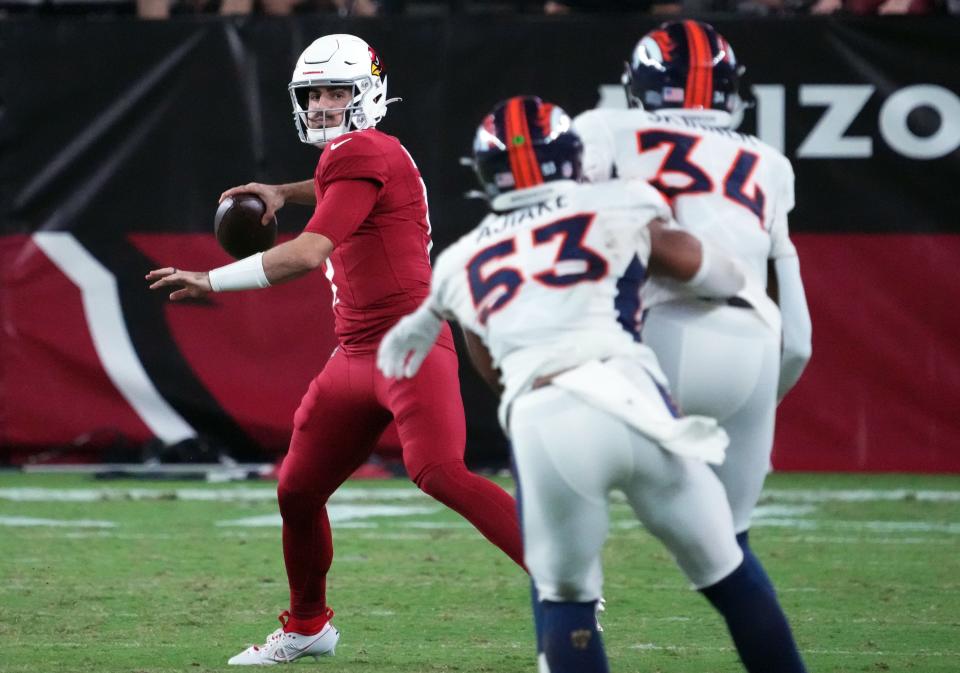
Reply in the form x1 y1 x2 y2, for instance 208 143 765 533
574 108 797 308
429 179 671 426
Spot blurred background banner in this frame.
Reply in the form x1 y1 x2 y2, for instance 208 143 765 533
1 17 958 470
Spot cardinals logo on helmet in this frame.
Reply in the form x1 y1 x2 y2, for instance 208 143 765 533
369 47 383 79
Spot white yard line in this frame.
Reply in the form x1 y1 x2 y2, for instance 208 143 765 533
0 516 116 528
216 505 440 527
770 534 958 545
754 518 960 534
752 504 818 517
3 486 959 537
762 488 960 503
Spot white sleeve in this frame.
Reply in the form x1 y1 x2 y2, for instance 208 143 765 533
775 255 812 402
573 111 616 183
769 157 797 260
763 155 811 400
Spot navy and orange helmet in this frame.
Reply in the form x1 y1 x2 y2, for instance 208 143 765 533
623 20 743 115
472 96 583 198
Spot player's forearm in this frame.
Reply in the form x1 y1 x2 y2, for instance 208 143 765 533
208 232 332 291
651 226 745 297
279 180 317 206
261 232 333 284
774 255 813 401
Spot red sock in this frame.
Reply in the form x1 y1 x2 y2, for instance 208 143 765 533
284 607 335 635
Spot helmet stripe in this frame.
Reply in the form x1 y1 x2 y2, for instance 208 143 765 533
682 21 699 108
692 23 714 109
504 99 531 188
505 97 543 189
683 20 712 110
515 99 544 187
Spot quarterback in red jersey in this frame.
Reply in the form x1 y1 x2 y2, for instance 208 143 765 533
147 33 523 666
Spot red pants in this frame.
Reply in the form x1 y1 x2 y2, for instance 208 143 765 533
277 333 524 626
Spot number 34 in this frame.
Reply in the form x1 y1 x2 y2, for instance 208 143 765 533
639 129 766 224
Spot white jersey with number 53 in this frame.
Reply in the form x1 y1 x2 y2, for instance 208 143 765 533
574 108 797 308
430 179 671 426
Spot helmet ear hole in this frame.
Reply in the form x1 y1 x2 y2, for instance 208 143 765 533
622 61 641 110
294 87 310 110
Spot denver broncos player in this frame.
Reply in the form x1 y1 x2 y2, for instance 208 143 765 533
377 96 807 673
147 34 524 665
574 19 813 597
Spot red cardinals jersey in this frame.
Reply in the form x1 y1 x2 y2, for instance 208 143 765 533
306 129 449 352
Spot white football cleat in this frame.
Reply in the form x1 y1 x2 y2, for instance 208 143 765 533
228 608 339 665
595 597 606 632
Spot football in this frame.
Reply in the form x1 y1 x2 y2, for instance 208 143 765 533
214 194 278 259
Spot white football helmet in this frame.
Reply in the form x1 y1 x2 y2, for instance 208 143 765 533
288 34 391 146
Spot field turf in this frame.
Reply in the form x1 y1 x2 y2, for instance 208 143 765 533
1 471 958 672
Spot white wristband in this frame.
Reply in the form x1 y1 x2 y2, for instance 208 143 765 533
686 242 713 288
208 252 271 292
682 243 745 298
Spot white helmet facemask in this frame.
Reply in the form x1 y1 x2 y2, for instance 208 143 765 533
288 34 395 147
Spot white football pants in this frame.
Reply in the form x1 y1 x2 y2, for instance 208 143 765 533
642 300 781 533
510 385 742 603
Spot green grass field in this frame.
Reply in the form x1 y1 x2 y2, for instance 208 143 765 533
1 471 958 673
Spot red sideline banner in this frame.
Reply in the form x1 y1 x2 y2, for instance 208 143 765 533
0 233 403 460
4 231 957 471
774 234 960 472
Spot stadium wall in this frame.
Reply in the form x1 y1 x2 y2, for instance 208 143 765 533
1 16 958 471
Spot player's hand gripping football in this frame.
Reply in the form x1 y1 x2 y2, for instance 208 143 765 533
377 301 445 379
146 267 213 301
220 183 285 225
